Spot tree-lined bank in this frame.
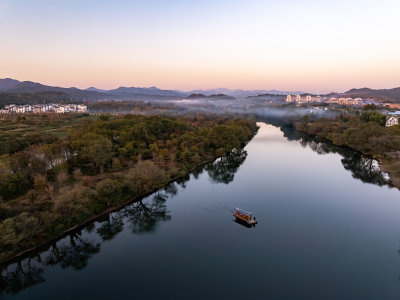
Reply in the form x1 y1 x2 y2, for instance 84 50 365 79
0 114 257 264
293 112 400 188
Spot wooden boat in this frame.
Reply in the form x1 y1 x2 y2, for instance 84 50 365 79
233 208 257 226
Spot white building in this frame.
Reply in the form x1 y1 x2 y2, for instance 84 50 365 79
16 106 25 113
354 98 363 105
0 103 88 114
77 105 88 112
327 97 338 103
313 96 321 102
386 116 399 127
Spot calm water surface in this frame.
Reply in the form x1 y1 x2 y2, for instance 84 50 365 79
2 123 400 300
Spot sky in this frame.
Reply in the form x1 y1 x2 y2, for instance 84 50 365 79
0 0 399 93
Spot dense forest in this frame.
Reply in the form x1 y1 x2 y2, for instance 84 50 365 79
293 110 400 188
86 100 175 114
0 113 257 263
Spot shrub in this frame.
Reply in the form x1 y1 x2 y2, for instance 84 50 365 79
53 185 94 218
33 174 48 191
0 212 40 251
96 179 121 208
26 190 38 203
125 161 167 195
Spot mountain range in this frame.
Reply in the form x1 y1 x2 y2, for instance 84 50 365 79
187 88 303 98
0 78 186 101
1 78 399 103
321 88 400 103
0 78 303 101
343 88 400 103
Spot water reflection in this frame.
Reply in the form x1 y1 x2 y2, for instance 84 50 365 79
123 195 171 234
97 215 125 241
0 259 44 296
0 149 248 297
0 230 101 296
0 194 171 296
205 149 247 184
279 125 391 187
46 232 101 270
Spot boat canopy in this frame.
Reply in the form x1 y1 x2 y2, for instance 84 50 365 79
234 208 252 217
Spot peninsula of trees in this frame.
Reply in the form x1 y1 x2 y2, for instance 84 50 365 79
0 113 257 263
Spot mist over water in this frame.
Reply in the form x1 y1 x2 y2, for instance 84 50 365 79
122 98 338 120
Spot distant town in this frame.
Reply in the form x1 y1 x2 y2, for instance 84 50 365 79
285 94 400 127
285 94 378 106
0 103 88 114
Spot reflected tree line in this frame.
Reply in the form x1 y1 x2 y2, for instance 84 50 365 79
0 193 172 296
258 116 391 187
0 149 247 296
205 149 247 184
280 125 391 187
0 230 101 295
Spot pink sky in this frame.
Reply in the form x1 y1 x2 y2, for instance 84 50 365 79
1 0 399 93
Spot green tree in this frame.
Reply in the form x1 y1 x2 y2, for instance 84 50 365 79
96 179 121 207
77 134 114 173
360 111 386 126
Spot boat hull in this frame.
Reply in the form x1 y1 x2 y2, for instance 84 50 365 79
234 215 257 226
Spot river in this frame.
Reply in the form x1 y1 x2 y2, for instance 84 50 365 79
2 122 400 300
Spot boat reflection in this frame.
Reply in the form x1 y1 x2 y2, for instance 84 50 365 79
233 219 256 228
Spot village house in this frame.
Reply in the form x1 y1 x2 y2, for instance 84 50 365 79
386 116 399 127
0 103 88 114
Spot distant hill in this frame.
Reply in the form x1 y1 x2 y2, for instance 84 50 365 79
322 87 400 103
344 87 400 103
207 94 236 100
248 93 286 98
188 88 304 98
0 91 79 106
0 78 20 91
246 93 286 103
187 94 207 99
0 79 104 101
0 78 188 101
105 86 186 98
185 93 236 100
86 87 107 93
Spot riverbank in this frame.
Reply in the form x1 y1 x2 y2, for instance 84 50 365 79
379 158 400 188
0 115 258 264
0 155 221 266
293 115 400 190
